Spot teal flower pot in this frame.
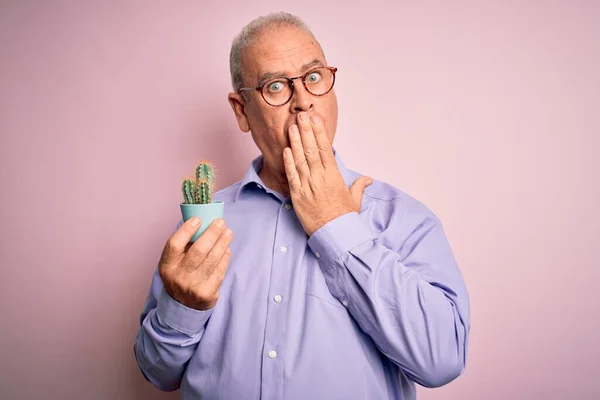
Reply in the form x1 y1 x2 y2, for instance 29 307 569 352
180 201 225 242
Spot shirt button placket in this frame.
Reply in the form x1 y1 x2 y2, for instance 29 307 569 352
261 203 292 399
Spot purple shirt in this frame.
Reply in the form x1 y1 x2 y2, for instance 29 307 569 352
134 148 470 399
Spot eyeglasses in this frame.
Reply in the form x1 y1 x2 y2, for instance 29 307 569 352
238 66 338 107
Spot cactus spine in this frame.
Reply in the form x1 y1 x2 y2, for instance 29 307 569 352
182 160 216 204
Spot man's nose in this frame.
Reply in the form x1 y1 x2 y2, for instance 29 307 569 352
289 79 314 112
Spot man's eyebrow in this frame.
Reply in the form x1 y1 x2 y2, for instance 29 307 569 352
257 59 325 85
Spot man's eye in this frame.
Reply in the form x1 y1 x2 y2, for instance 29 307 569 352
307 72 321 83
268 82 285 92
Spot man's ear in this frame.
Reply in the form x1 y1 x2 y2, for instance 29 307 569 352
228 93 250 132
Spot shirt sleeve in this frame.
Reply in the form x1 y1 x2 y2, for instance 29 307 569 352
306 202 470 388
133 220 214 391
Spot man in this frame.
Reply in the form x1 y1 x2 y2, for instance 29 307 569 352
134 12 470 400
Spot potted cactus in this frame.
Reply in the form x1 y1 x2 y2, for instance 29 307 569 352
180 160 224 242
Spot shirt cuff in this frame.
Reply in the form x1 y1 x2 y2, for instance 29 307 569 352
156 286 213 336
307 211 378 269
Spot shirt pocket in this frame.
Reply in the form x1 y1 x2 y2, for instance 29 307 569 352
306 260 344 308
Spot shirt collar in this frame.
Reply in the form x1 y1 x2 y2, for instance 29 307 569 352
234 146 354 201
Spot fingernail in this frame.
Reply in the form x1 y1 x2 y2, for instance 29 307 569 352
216 218 225 228
299 113 307 121
366 179 373 185
190 217 200 226
310 115 318 124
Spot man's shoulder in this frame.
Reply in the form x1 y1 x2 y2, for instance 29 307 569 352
212 180 243 202
346 167 440 223
348 169 448 250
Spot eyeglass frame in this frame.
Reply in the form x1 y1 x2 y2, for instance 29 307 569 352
237 66 338 107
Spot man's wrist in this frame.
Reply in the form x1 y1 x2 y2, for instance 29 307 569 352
156 286 213 336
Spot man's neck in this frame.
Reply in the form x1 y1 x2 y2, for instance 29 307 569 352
258 159 290 198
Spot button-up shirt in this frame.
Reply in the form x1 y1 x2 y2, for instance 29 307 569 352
134 148 470 399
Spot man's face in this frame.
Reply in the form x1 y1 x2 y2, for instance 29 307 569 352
229 26 338 174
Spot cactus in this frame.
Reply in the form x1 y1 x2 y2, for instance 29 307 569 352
182 179 196 204
196 181 212 203
195 162 215 186
182 160 217 204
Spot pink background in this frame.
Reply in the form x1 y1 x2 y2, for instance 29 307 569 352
1 1 599 399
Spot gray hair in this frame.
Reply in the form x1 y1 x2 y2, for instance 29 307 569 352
229 12 322 100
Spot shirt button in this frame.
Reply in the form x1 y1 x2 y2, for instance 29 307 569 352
284 204 292 210
273 295 282 303
280 246 287 253
342 300 349 307
268 350 277 359
314 251 321 258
